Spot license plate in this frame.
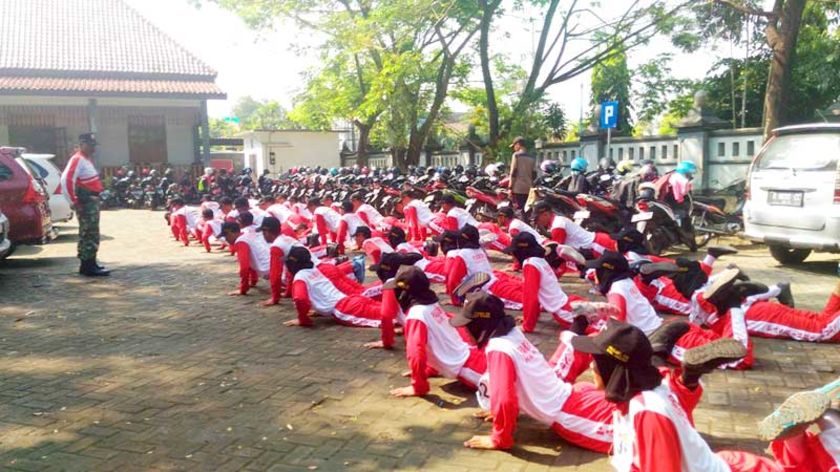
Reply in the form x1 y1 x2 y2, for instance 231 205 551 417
573 210 591 220
631 211 653 223
767 191 803 207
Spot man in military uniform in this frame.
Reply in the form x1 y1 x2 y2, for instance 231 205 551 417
61 133 110 276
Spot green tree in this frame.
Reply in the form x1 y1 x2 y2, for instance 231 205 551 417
590 48 632 134
229 96 297 131
475 0 691 153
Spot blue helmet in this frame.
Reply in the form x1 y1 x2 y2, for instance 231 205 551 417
675 161 697 175
570 157 588 172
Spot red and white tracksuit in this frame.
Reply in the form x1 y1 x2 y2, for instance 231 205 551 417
549 215 617 256
362 237 394 265
611 384 781 472
445 207 479 231
61 151 104 205
266 235 319 303
336 212 367 254
477 222 511 253
691 285 840 343
356 204 385 230
480 328 615 452
233 230 271 295
507 218 545 243
629 251 716 316
291 265 381 328
292 203 313 221
171 205 201 246
608 278 664 336
444 248 521 309
770 420 840 472
200 218 223 252
404 303 486 394
265 203 292 224
520 257 582 333
228 207 266 227
313 206 341 245
404 200 446 240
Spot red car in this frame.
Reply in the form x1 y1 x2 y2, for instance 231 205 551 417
0 147 53 244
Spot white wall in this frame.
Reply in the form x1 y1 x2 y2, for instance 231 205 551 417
244 131 340 173
166 122 196 165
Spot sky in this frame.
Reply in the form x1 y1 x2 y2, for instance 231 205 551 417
125 0 736 122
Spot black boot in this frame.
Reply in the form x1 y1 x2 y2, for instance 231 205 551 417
79 259 110 277
777 282 795 308
648 320 691 362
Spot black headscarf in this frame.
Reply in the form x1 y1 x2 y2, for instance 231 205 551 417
459 225 481 250
506 232 545 265
589 251 633 296
285 246 314 275
387 226 407 248
670 258 709 299
374 252 423 282
437 230 461 255
613 228 648 255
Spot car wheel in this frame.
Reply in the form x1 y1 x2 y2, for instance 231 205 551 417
0 244 16 260
768 245 810 265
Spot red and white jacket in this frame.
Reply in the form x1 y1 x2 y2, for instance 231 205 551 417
362 237 394 264
507 218 545 243
356 204 385 229
482 328 573 449
268 235 314 303
521 257 572 332
549 215 595 249
404 200 435 240
336 212 367 252
313 206 342 244
265 203 292 224
404 303 485 395
445 247 494 303
61 151 104 204
611 384 730 472
291 263 371 326
445 207 479 231
234 230 271 295
608 278 663 336
172 205 201 246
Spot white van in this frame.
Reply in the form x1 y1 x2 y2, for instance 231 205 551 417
742 124 840 265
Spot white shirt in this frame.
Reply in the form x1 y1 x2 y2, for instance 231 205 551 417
173 205 201 230
357 203 384 228
265 204 292 224
508 218 545 243
451 248 493 276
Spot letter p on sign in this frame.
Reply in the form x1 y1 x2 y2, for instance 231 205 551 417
600 101 618 129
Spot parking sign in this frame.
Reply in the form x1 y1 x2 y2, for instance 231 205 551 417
600 101 619 129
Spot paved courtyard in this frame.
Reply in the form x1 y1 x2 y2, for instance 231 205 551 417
1 209 838 471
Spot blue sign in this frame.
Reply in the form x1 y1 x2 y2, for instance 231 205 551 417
600 101 619 129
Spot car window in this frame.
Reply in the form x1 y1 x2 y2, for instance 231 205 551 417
757 133 840 171
0 164 12 181
26 160 49 179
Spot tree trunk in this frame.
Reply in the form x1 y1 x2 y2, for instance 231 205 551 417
392 148 408 171
479 0 500 148
762 0 806 138
354 120 371 167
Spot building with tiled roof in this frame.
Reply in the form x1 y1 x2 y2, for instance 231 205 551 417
0 0 225 169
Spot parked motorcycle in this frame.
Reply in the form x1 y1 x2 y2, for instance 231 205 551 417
634 184 697 255
691 179 745 248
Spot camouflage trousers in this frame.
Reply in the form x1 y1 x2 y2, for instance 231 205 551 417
77 190 101 261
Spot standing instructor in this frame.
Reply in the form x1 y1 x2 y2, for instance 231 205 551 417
62 133 110 276
508 136 535 211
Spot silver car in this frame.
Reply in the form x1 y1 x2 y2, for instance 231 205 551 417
742 123 840 264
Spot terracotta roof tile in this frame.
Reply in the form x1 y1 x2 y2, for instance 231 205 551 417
0 0 217 78
0 76 225 98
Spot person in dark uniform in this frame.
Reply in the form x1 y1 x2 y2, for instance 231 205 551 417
61 133 110 276
508 136 536 211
